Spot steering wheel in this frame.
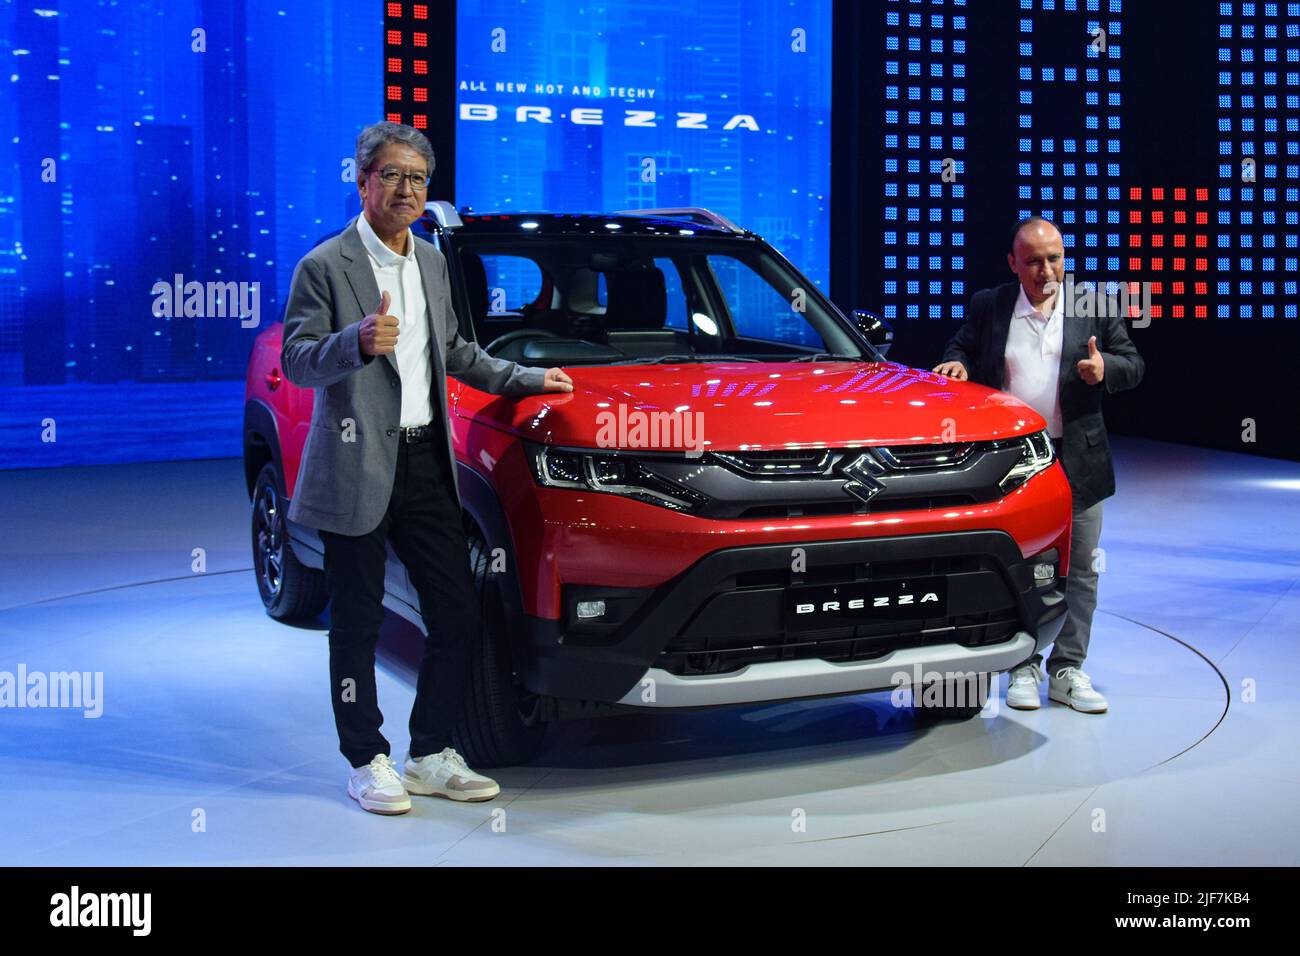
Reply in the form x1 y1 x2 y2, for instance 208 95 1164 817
484 328 562 358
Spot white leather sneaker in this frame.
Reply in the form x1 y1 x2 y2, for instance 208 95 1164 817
1006 662 1044 710
403 747 501 802
347 754 412 815
1049 666 1108 713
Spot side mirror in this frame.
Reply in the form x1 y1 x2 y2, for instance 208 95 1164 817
854 309 893 357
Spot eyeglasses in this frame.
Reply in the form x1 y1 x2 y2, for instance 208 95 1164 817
372 166 431 190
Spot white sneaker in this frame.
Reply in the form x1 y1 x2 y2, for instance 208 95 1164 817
403 747 501 802
1049 666 1108 713
1006 662 1044 710
347 754 412 815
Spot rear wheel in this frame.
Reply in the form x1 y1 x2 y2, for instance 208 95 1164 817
252 462 329 621
451 525 547 768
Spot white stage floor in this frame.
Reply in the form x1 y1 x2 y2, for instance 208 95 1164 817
0 436 1296 865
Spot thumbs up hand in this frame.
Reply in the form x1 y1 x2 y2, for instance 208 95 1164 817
360 290 399 356
1077 335 1105 385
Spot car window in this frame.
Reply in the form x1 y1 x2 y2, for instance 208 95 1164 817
480 254 543 313
705 254 826 350
657 257 690 331
453 235 859 364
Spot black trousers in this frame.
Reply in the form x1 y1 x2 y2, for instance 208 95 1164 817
319 433 478 768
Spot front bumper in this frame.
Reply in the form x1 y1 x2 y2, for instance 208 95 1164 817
615 631 1044 708
519 529 1067 707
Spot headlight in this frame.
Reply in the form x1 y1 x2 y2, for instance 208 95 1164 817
527 444 708 512
998 431 1055 494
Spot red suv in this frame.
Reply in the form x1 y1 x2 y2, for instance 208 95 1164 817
244 205 1071 766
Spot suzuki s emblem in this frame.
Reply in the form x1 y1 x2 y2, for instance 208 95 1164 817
840 451 886 504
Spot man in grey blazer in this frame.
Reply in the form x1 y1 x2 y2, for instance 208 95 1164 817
934 216 1144 715
281 121 573 814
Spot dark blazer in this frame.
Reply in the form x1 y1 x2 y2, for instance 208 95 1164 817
280 215 546 536
941 281 1144 509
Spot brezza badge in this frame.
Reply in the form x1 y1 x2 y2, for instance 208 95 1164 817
795 591 941 615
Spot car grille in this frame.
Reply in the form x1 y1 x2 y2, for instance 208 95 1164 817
656 554 1021 676
712 449 835 476
632 439 1028 520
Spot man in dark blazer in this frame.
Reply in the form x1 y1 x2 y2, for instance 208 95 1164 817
934 216 1143 714
281 122 573 814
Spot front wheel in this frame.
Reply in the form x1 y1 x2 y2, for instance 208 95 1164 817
451 525 548 768
252 462 329 621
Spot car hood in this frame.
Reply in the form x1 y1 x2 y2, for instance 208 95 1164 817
460 360 1047 450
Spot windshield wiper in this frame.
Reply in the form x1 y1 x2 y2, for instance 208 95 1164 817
786 352 860 362
610 353 762 365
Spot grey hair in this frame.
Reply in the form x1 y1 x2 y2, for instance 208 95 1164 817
355 121 435 177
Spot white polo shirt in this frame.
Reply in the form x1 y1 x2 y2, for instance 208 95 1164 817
356 212 433 428
1002 284 1064 439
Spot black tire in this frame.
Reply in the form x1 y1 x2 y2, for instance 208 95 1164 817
451 525 547 768
910 672 993 723
252 462 329 621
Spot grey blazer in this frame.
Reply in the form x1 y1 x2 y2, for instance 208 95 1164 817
280 215 546 535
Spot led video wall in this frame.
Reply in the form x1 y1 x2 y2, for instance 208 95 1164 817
450 0 834 308
0 1 380 468
873 0 1299 326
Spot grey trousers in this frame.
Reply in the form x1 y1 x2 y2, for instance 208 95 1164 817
1030 497 1104 675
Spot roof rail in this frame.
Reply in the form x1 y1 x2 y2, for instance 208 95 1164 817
423 200 463 229
614 206 743 233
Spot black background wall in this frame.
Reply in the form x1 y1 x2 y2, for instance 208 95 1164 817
833 0 1299 462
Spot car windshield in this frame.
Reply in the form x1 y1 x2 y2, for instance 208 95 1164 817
447 234 876 367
